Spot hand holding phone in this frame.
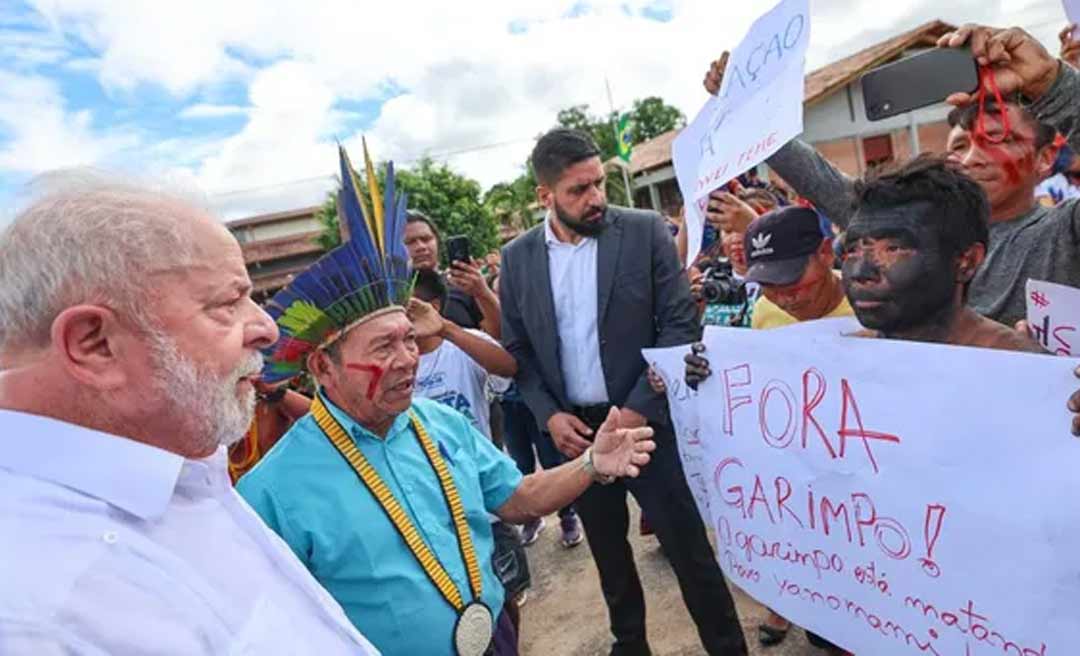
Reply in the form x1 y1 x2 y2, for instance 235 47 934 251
861 47 978 121
446 235 471 266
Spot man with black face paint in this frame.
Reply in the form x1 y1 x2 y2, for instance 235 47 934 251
687 156 1080 416
703 23 1080 327
841 156 1038 349
683 154 1080 655
500 128 748 656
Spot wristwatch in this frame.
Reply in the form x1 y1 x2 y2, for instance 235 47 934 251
582 446 616 485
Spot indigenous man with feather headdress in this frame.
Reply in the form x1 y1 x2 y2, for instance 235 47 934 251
237 144 657 656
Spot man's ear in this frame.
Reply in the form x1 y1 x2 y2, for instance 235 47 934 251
306 349 333 381
535 183 553 209
1036 143 1058 180
50 305 129 389
955 242 987 284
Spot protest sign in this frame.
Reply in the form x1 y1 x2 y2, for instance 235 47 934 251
1026 279 1080 356
643 345 710 518
1065 0 1080 27
673 0 810 265
646 328 1080 654
772 315 863 337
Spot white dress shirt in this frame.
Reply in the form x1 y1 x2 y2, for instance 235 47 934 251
0 408 380 656
545 214 610 405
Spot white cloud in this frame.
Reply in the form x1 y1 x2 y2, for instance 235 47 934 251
179 103 250 119
0 70 137 173
0 27 69 69
6 0 1073 221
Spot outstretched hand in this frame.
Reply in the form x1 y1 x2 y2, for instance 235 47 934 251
592 407 656 479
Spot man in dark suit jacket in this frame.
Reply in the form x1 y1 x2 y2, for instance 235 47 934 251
499 128 747 656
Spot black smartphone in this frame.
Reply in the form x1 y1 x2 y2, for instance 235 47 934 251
861 47 978 121
446 235 471 265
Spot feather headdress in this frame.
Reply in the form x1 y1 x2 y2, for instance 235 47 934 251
261 142 412 383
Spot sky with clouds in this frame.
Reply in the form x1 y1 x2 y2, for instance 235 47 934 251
0 0 1071 224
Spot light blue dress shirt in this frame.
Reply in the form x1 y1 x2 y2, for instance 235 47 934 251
237 394 523 655
544 213 610 405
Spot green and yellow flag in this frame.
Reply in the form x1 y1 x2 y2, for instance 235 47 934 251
616 114 633 163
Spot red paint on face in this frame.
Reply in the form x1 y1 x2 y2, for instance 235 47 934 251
970 133 1035 187
346 363 386 400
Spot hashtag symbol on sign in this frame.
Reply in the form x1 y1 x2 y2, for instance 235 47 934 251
1030 291 1050 309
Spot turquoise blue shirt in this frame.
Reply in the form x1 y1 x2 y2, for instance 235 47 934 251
237 394 523 655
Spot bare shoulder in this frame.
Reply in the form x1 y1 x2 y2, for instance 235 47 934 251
973 317 1045 354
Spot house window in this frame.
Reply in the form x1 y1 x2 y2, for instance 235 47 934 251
862 134 894 168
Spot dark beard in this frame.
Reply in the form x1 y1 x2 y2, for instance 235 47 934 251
555 202 608 237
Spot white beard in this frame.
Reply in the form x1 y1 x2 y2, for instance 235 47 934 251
146 331 263 450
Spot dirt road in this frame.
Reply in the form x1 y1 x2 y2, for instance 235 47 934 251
517 502 828 656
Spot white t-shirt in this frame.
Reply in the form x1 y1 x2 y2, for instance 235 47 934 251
415 329 509 439
1036 174 1080 205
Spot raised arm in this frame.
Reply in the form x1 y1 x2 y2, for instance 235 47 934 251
444 324 517 378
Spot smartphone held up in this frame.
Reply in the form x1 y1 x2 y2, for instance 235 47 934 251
446 235 471 266
861 47 979 121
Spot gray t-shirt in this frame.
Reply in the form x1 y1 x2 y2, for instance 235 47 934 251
765 64 1080 327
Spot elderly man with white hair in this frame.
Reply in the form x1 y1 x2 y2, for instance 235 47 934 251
0 173 380 654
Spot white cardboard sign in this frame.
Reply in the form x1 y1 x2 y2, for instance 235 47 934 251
645 328 1080 654
673 0 810 266
1025 278 1080 356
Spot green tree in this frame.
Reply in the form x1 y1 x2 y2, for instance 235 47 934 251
629 96 686 142
313 192 342 250
314 157 500 260
483 166 538 233
396 157 500 261
556 105 617 162
554 96 685 162
547 97 684 208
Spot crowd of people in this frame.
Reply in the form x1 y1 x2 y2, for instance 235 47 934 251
3 18 1080 656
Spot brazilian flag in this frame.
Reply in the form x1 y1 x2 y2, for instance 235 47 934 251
616 114 633 163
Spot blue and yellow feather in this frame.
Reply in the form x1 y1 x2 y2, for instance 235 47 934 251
261 141 412 383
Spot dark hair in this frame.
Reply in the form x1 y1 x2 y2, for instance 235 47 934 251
406 210 440 243
530 128 601 186
946 98 1055 149
412 267 447 304
853 154 989 259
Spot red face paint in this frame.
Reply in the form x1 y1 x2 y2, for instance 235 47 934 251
970 68 1039 188
345 363 386 400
